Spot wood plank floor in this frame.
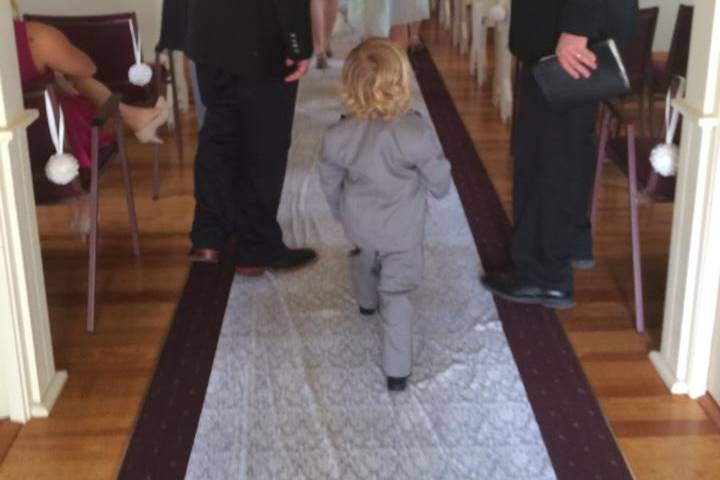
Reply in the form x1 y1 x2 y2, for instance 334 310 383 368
1 20 719 479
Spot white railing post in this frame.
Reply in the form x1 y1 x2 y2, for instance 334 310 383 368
0 2 67 423
650 0 720 399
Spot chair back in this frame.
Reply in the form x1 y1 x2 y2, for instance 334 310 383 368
666 5 694 79
23 83 85 204
621 7 659 94
24 13 152 104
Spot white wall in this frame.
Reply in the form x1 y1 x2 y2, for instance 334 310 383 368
16 0 163 59
641 0 695 51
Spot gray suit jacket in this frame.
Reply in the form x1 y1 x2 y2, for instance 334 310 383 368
320 111 452 251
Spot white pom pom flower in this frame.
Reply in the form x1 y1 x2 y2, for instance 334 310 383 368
129 63 153 87
650 143 679 177
488 4 507 23
45 153 80 185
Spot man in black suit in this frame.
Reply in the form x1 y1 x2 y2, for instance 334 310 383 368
159 0 317 274
482 0 638 308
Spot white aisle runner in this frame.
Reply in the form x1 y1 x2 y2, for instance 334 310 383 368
185 33 556 480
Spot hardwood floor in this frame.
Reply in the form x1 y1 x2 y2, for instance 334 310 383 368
1 20 718 479
0 423 20 466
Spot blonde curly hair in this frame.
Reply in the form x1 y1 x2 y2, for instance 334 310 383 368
341 38 412 120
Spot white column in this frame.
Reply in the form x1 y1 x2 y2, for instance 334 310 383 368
650 0 720 399
0 2 67 422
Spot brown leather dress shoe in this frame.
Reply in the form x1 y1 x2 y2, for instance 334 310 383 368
189 248 221 264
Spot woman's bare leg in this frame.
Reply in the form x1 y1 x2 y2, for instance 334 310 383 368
389 24 409 50
311 0 326 55
324 0 339 54
408 21 425 52
410 21 422 45
69 75 161 132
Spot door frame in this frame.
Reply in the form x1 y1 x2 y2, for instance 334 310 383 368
649 0 720 399
0 1 67 423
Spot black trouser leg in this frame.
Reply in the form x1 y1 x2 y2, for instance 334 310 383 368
191 65 299 263
232 80 299 266
569 111 598 261
190 67 239 251
511 67 598 291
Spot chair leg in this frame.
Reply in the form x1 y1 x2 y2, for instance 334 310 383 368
116 120 142 257
87 129 100 334
590 107 611 230
648 90 657 138
460 2 470 54
626 125 645 333
152 143 161 200
638 87 651 137
168 51 184 164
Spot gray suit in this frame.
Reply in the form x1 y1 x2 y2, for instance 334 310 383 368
320 111 452 378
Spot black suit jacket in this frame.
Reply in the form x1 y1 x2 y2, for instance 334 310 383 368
159 0 312 83
510 0 639 61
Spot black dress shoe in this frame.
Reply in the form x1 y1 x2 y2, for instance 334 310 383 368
387 376 409 392
480 272 575 309
269 248 317 270
359 307 376 316
236 248 318 276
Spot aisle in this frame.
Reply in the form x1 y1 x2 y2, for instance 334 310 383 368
183 33 555 480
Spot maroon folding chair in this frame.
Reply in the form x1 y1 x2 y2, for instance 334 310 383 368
24 12 184 199
23 81 141 333
619 7 659 136
650 5 693 133
590 88 680 333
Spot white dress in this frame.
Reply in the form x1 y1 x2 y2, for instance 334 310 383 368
348 0 430 37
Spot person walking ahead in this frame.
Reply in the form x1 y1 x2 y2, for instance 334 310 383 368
159 0 318 274
320 39 452 391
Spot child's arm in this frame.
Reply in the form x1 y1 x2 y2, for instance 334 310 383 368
402 116 452 199
318 136 345 220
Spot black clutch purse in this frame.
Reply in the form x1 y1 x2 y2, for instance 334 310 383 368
532 39 631 110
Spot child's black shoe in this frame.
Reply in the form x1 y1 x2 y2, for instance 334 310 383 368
386 376 409 391
359 306 376 316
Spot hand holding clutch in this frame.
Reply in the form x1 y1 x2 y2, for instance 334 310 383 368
555 33 598 80
533 39 631 110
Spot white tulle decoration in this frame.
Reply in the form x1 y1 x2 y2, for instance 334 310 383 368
127 20 152 87
44 90 79 185
488 4 507 23
46 153 80 185
651 77 686 177
650 143 678 177
129 63 153 87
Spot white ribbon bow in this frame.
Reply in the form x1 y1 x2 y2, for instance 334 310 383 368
45 90 66 154
128 19 153 87
44 90 79 185
650 76 687 177
664 76 686 145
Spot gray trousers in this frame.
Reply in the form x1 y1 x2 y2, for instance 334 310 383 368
349 245 423 378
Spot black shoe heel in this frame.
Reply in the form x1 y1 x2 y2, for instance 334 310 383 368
387 376 409 391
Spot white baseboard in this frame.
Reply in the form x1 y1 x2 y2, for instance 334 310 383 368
30 371 68 418
649 351 689 395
